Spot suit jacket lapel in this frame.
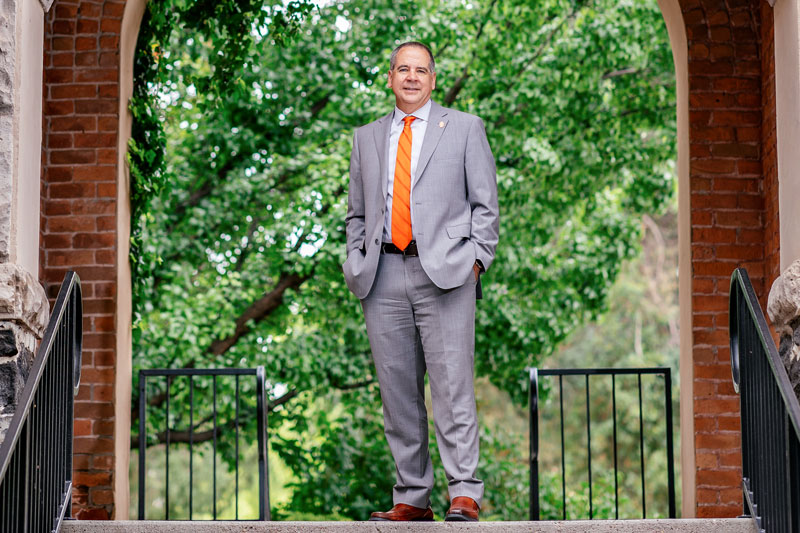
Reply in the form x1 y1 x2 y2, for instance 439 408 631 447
413 101 448 188
373 111 393 200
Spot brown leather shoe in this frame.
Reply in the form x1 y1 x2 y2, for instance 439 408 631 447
368 503 434 521
445 496 479 521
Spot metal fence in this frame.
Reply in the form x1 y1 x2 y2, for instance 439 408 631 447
0 271 82 533
136 367 270 520
529 367 676 521
730 267 800 532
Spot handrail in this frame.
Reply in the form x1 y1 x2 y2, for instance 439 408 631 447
730 267 800 532
0 271 82 532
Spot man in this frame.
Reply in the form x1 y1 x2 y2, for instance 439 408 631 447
342 41 499 522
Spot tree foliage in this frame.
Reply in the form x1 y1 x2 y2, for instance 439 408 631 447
131 0 676 519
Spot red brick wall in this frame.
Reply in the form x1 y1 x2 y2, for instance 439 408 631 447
41 0 124 520
760 2 780 289
681 0 771 518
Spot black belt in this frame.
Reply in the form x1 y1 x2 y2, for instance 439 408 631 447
381 241 418 256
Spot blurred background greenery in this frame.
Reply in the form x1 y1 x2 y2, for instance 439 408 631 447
128 0 678 521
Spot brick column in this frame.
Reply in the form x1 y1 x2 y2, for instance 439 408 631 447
42 0 124 519
681 0 765 517
760 1 779 287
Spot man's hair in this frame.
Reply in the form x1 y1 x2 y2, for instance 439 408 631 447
389 41 436 73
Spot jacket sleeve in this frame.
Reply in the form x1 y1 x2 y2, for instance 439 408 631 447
345 129 366 256
464 117 499 272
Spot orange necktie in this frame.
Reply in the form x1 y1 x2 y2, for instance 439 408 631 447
392 115 416 250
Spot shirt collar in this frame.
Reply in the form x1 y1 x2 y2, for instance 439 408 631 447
393 98 432 125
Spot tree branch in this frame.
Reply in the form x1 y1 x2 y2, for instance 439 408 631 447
443 0 498 106
131 375 373 449
494 0 591 128
234 216 264 273
208 269 313 357
332 378 374 391
270 389 298 410
602 67 639 79
131 416 240 449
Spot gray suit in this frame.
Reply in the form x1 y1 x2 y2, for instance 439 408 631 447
343 100 499 508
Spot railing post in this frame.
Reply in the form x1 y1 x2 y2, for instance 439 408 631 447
665 368 676 518
529 367 539 521
23 421 31 533
138 371 146 520
256 366 270 521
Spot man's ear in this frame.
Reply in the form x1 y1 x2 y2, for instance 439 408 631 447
387 70 393 88
432 73 436 91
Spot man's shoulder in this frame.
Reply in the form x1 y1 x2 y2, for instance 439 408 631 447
354 111 391 136
435 102 483 127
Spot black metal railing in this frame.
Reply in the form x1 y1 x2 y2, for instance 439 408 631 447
529 367 676 521
730 267 800 532
137 367 270 520
0 271 82 533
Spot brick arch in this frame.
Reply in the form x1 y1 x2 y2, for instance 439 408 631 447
39 0 778 520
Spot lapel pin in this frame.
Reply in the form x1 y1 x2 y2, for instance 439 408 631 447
439 121 445 128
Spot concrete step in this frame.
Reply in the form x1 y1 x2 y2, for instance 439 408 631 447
63 518 756 533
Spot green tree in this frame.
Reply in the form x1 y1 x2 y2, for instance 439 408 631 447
537 203 681 519
131 0 676 519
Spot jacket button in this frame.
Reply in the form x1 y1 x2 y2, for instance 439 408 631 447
375 239 379 245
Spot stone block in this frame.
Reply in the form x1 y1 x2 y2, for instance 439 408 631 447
0 327 32 414
767 259 800 335
0 263 49 337
767 259 800 400
0 263 49 447
0 413 11 443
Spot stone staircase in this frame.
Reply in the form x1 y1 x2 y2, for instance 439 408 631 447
63 518 756 532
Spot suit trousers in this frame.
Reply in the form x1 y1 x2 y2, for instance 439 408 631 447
361 252 484 508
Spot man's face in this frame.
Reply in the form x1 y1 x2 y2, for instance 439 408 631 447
387 46 436 114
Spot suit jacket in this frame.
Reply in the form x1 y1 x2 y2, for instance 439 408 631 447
343 100 499 300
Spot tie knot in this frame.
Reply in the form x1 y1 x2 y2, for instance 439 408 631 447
403 115 416 127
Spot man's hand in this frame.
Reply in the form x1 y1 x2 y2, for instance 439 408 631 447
473 262 481 282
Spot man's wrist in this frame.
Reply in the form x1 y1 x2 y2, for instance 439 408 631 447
475 259 485 273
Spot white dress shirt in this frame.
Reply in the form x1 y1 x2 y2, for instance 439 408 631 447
383 98 431 243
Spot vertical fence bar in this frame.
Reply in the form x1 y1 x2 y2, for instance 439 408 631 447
165 377 171 520
790 413 800 532
213 374 217 520
138 372 146 520
529 368 539 520
611 374 619 520
585 374 592 519
256 366 270 520
235 374 240 520
664 369 676 518
638 374 646 518
785 412 793 530
30 390 38 533
559 374 566 521
23 420 31 533
189 375 194 520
